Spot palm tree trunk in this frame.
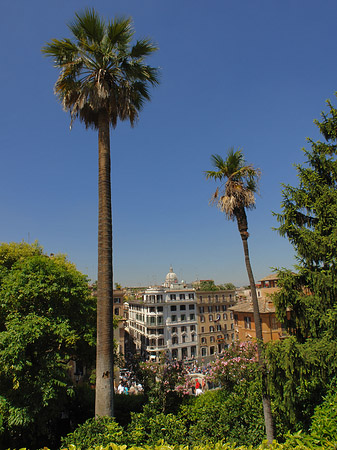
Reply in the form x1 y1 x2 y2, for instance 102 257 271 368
236 207 275 443
95 110 114 417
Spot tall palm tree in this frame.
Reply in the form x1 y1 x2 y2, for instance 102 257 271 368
205 148 275 443
42 9 159 417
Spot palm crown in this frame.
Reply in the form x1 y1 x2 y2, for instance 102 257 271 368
42 9 159 129
205 148 260 221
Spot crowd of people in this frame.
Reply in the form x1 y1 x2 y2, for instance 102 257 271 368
116 369 143 395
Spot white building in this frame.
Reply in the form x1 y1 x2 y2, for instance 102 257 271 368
127 267 198 361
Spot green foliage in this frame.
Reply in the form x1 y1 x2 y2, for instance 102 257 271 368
269 95 337 433
179 383 265 447
127 404 188 446
309 379 337 446
0 242 96 449
61 416 125 449
198 280 218 291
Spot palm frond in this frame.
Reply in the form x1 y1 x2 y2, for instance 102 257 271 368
205 147 260 217
69 8 105 45
42 10 159 130
107 17 134 47
130 39 159 58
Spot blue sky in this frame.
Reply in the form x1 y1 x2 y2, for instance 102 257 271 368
1 0 337 287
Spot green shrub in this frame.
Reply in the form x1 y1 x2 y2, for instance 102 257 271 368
180 382 265 447
127 403 188 446
309 379 337 446
60 416 125 449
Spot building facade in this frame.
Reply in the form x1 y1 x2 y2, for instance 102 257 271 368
127 284 198 361
230 274 287 343
196 289 236 360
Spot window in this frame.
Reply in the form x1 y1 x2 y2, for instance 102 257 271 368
271 317 279 330
209 326 215 332
200 315 205 323
217 335 223 340
216 314 221 321
201 326 205 332
215 305 220 312
223 324 227 330
223 313 227 320
216 324 222 331
190 325 196 331
172 336 178 345
189 304 195 310
171 315 177 322
181 326 187 332
230 312 234 319
179 294 186 300
234 314 238 325
114 307 120 315
114 297 121 303
156 294 163 301
180 305 186 311
201 347 207 356
208 306 212 312
157 306 163 312
158 316 163 324
172 327 177 333
190 314 195 320
215 295 219 302
170 305 177 311
199 306 204 313
201 337 207 344
231 323 234 330
150 316 155 325
191 334 195 341
210 336 215 343
158 338 164 346
222 305 227 311
244 316 251 329
199 296 203 302
208 295 211 301
181 314 186 321
170 294 176 300
189 293 194 299
157 328 164 335
149 307 155 312
182 335 186 343
209 314 213 322
210 346 215 355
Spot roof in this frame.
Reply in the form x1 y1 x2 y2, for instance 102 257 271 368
230 299 276 313
258 274 279 282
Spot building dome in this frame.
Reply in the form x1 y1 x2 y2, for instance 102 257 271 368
164 266 178 287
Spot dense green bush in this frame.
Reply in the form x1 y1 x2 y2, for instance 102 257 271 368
126 403 188 446
60 416 125 449
180 382 265 447
309 379 337 446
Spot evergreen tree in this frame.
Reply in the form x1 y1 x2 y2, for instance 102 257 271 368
267 96 337 432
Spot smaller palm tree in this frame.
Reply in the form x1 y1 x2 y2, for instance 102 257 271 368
205 148 274 443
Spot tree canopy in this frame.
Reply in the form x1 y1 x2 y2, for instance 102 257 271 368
0 242 96 448
267 95 337 431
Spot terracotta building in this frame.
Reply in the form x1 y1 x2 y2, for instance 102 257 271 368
230 274 287 343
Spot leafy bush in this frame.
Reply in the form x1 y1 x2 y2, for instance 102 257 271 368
309 379 337 446
180 383 265 447
60 416 125 449
127 403 188 446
